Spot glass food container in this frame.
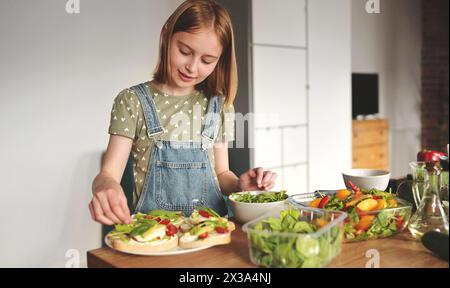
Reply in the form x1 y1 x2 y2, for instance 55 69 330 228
289 191 412 242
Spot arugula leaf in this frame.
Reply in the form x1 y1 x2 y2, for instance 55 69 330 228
325 196 344 210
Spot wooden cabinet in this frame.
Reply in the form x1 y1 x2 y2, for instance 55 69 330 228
352 119 389 171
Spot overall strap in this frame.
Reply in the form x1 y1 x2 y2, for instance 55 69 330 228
201 95 225 150
131 83 164 137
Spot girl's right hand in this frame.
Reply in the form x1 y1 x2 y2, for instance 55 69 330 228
89 178 132 225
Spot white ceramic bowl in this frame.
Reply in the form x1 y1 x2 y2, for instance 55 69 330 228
342 169 390 191
228 191 289 224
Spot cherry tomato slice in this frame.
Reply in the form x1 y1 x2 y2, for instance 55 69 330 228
165 224 178 236
159 219 170 225
214 227 229 234
199 210 211 218
395 216 405 230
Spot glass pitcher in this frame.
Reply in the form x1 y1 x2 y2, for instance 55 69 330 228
408 164 449 239
405 160 449 215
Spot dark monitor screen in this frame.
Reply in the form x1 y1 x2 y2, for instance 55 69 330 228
352 73 379 119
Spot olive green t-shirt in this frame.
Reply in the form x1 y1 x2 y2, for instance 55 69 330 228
108 80 235 208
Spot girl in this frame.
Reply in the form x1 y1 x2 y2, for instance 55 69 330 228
89 0 277 225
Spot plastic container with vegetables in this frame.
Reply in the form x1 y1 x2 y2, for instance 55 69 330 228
242 206 346 268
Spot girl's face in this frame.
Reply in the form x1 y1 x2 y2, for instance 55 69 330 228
167 29 223 94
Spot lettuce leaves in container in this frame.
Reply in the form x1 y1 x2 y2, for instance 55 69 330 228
242 207 346 268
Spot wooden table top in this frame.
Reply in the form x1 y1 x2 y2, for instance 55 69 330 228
87 224 448 268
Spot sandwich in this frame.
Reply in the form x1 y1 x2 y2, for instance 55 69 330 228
107 208 235 253
180 206 223 232
179 207 236 249
107 210 184 253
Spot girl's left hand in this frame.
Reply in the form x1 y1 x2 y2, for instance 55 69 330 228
238 167 277 191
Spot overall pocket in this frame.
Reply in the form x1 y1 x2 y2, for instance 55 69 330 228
155 160 208 210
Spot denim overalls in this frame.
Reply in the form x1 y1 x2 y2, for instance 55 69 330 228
130 83 228 216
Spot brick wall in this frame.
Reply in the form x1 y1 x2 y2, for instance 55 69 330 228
421 0 449 152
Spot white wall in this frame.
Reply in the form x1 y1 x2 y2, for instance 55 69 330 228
251 0 352 193
308 0 352 190
0 0 180 267
351 0 422 177
252 0 309 194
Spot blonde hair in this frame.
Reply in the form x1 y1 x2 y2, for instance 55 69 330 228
153 0 238 107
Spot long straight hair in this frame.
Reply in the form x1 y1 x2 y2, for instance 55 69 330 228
153 0 238 107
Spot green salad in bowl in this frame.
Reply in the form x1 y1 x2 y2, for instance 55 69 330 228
230 190 288 203
228 191 289 224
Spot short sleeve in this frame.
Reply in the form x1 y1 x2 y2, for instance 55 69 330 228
216 104 235 143
108 89 141 139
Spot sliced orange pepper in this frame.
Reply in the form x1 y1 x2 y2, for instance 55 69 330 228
309 198 322 208
375 199 387 210
355 215 376 231
336 189 351 200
